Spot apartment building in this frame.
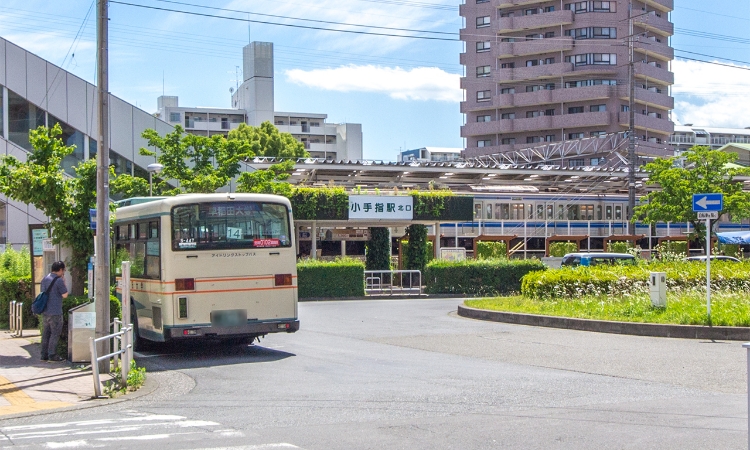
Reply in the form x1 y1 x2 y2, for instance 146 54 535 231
670 125 750 153
460 0 675 161
399 147 463 162
156 42 363 161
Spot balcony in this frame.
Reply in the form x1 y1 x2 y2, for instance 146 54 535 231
494 61 573 82
495 10 574 33
618 112 674 134
634 37 674 61
463 144 517 159
460 111 611 136
551 111 611 129
497 0 549 7
497 36 574 57
492 85 614 109
619 87 674 110
634 62 674 85
570 63 621 77
642 0 673 13
458 2 494 19
634 11 674 37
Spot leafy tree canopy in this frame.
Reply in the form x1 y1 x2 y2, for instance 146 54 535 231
635 145 750 239
228 122 308 159
0 124 101 294
236 160 295 197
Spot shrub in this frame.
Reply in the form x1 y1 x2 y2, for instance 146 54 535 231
606 241 632 254
297 258 365 298
0 276 34 329
476 241 507 259
404 225 429 273
425 258 547 296
549 242 578 257
654 241 687 261
0 246 31 278
365 227 391 270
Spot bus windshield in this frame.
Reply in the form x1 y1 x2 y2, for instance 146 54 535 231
171 201 291 251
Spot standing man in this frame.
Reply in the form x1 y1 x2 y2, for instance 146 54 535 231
40 261 68 362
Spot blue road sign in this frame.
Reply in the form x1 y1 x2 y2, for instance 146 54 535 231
89 208 97 231
692 193 723 212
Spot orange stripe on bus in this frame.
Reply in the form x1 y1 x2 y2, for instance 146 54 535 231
116 275 296 285
130 285 298 295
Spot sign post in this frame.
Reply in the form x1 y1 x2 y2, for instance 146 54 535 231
693 193 723 325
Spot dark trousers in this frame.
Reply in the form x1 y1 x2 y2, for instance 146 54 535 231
41 314 63 358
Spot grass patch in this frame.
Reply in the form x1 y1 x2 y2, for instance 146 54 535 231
465 292 750 327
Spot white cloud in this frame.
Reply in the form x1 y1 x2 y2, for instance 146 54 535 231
673 59 750 128
285 65 462 102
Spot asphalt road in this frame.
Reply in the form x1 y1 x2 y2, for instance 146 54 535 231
1 298 748 449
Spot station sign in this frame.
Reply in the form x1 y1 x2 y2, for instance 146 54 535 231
349 196 413 220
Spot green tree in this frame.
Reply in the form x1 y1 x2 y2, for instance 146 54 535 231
0 125 98 295
404 224 429 273
228 122 308 158
112 125 253 196
235 160 294 196
365 227 391 270
635 146 750 243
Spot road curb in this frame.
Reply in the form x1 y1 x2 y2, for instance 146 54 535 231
457 305 750 341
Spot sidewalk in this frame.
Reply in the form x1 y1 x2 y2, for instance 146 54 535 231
0 329 103 416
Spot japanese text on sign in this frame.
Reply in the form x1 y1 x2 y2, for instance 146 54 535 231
349 196 413 220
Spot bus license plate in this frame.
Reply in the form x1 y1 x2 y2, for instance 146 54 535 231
211 309 248 327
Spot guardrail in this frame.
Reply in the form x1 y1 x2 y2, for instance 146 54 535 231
9 301 23 337
89 318 133 398
365 270 422 296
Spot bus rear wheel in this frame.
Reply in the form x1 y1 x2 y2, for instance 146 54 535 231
131 304 148 352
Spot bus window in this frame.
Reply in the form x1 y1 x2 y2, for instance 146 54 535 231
171 201 292 251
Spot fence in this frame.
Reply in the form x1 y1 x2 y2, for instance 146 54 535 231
89 318 133 398
364 270 422 296
8 301 23 337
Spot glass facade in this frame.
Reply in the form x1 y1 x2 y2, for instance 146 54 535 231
8 90 45 150
49 115 85 176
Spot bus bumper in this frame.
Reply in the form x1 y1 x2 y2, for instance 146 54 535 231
166 319 300 339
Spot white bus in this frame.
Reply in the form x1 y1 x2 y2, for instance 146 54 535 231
114 193 299 348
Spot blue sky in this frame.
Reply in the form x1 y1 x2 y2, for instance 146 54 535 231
1 0 748 161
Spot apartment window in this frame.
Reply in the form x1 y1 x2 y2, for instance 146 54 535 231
565 2 587 13
591 157 606 165
476 41 491 52
590 131 606 137
524 8 539 15
621 105 630 112
500 87 516 94
647 112 663 119
565 79 617 88
568 132 585 139
526 60 539 67
545 134 556 142
566 1 614 12
476 65 491 77
545 109 555 116
169 112 180 122
501 62 515 69
477 115 492 122
527 136 542 144
545 31 555 38
526 33 543 40
590 104 606 112
568 106 584 114
568 158 585 167
565 53 617 66
476 16 491 28
501 38 516 42
526 85 541 92
544 6 555 12
477 90 491 101
477 139 492 147
501 112 516 119
544 57 555 65
545 83 555 90
566 27 616 39
501 138 516 145
476 0 489 3
592 1 615 12
526 111 542 118
500 11 514 17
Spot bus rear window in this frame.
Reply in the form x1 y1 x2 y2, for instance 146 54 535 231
171 202 291 251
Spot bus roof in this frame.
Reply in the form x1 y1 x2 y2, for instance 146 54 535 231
114 193 293 222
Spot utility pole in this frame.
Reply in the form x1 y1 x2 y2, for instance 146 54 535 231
95 0 111 372
627 0 637 235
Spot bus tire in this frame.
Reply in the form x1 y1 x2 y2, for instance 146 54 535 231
131 303 148 352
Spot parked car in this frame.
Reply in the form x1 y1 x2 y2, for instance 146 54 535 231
684 255 741 263
560 252 636 267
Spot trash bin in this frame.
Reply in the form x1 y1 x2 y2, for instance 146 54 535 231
650 272 667 308
68 301 96 363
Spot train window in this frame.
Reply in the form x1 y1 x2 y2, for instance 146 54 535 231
615 206 622 220
499 204 510 220
474 203 482 219
581 205 594 220
568 204 580 220
558 205 564 220
606 205 612 220
486 203 493 220
597 205 603 220
547 204 554 219
528 204 534 220
537 205 544 220
512 203 524 220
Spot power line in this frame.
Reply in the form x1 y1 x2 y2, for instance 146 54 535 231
674 50 750 66
674 56 750 72
109 1 460 41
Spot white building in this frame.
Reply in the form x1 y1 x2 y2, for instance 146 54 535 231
156 42 363 162
399 147 463 163
670 125 750 153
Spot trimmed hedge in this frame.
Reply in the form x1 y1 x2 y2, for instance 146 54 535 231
521 260 750 300
424 258 547 296
550 242 578 257
476 241 507 259
0 276 35 329
297 258 365 299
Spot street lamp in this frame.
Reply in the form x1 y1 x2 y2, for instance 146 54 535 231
147 163 163 197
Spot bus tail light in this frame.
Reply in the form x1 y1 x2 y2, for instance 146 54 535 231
178 296 188 319
275 274 292 286
175 278 195 291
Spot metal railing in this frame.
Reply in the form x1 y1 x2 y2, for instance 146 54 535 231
365 270 422 296
8 301 23 337
89 318 133 398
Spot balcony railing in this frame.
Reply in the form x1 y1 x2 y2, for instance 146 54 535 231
493 62 573 82
634 11 674 37
618 112 674 135
495 10 574 33
634 37 674 61
634 62 674 85
497 36 574 58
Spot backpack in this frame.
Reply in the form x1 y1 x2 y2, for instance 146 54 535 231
31 276 59 315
